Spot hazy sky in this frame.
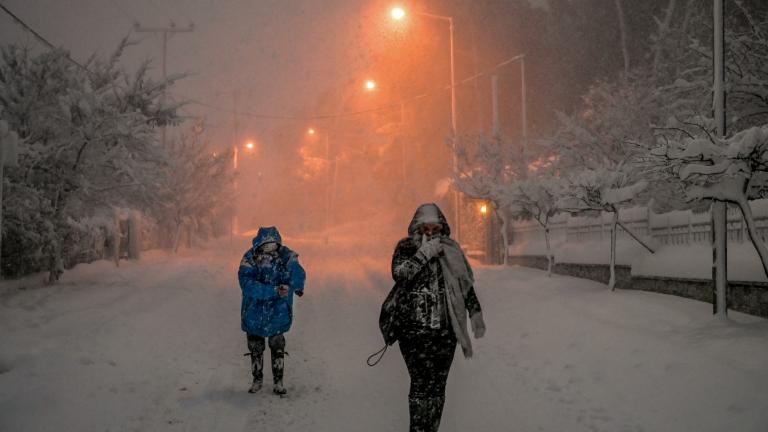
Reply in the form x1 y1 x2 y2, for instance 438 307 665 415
0 0 382 142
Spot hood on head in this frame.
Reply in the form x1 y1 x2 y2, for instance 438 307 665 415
407 203 451 237
252 226 282 250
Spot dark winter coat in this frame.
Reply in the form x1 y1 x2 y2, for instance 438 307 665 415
239 227 306 337
391 203 481 357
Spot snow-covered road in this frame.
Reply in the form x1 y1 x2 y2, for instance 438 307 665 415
2 234 767 432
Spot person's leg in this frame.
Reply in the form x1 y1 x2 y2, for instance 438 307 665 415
246 334 266 392
399 330 456 432
422 331 457 431
268 334 286 394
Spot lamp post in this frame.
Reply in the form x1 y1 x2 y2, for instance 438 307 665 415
391 6 461 243
307 127 334 242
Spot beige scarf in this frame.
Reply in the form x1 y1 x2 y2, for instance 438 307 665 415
438 237 475 358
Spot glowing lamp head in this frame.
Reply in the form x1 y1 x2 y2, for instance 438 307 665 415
390 6 405 20
365 80 377 90
245 142 255 150
308 128 316 135
480 204 488 215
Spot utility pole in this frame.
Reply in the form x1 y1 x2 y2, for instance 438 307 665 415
712 0 728 317
232 92 240 235
520 55 528 178
491 75 500 138
133 21 194 147
0 121 19 279
490 75 501 264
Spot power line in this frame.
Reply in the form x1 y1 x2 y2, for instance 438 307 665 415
183 53 525 122
0 2 92 74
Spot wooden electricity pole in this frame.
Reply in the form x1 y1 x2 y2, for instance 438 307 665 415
133 21 194 147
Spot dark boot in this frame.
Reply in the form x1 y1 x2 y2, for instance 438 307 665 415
269 334 287 395
408 396 446 432
271 349 286 395
248 352 263 393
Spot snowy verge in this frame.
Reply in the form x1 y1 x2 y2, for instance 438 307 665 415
509 239 768 282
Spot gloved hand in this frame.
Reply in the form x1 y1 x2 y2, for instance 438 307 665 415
417 237 443 261
470 311 486 339
295 290 304 297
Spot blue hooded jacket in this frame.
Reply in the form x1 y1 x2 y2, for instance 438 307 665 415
239 227 306 336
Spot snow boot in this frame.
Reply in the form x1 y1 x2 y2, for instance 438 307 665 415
408 396 445 432
271 347 286 395
248 352 263 393
273 380 287 396
248 380 263 393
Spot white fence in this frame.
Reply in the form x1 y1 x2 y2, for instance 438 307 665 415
508 200 768 247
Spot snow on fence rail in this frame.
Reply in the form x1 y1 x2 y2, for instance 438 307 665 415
509 199 768 247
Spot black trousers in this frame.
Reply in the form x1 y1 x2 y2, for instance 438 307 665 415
398 328 457 398
246 333 285 384
398 328 457 432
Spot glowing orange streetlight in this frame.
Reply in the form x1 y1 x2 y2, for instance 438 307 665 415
365 79 377 91
307 128 316 136
480 204 488 215
245 141 255 150
390 6 405 20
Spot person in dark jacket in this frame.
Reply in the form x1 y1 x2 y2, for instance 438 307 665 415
391 203 486 432
239 226 306 395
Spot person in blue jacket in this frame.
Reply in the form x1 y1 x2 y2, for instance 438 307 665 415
239 226 306 395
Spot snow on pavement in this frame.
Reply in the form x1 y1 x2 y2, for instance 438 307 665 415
1 234 767 431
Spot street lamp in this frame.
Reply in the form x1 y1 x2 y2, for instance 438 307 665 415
390 6 405 20
389 5 460 243
365 79 377 91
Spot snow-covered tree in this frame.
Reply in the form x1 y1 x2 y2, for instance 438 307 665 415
496 177 566 276
452 134 517 264
558 167 649 290
159 134 234 253
646 3 768 281
651 125 768 278
0 41 182 280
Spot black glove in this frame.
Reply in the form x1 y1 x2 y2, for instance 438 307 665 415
295 290 304 297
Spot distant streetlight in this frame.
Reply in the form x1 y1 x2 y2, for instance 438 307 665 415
390 6 405 20
365 79 377 91
245 142 255 150
480 204 488 215
307 128 316 135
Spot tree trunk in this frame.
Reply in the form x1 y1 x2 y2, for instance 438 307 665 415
544 226 553 277
653 0 677 73
172 218 183 254
614 0 630 76
609 211 618 291
494 204 509 265
736 196 768 279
